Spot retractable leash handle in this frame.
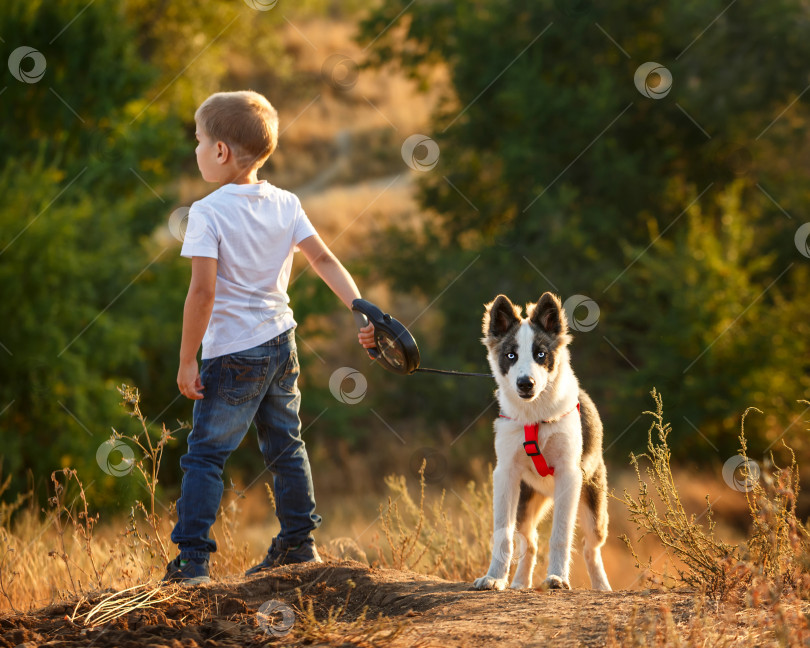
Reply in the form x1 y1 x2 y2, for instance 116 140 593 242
352 299 421 375
352 308 380 360
352 299 492 378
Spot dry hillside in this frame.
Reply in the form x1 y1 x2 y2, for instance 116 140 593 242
3 560 802 648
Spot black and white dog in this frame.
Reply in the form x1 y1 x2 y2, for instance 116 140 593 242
473 293 611 591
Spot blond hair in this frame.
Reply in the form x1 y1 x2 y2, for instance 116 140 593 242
195 90 279 168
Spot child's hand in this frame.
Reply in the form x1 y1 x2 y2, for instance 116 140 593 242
178 359 205 399
357 323 376 350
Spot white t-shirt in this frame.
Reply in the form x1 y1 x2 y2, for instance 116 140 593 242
180 181 317 360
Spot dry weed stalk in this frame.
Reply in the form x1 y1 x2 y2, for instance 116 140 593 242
741 404 810 592
5 384 190 608
0 547 18 613
425 476 494 581
49 468 113 596
371 460 494 581
211 480 251 574
374 460 441 571
619 389 742 597
603 597 744 648
0 466 29 612
621 390 810 605
70 582 189 627
117 384 187 568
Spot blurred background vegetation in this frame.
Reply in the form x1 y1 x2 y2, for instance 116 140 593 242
0 0 808 520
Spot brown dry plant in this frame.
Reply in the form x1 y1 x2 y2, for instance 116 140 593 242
371 459 494 581
49 468 111 597
621 389 810 602
740 404 810 594
290 581 410 647
116 384 187 573
619 389 742 597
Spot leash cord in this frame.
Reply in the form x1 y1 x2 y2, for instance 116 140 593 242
415 367 493 378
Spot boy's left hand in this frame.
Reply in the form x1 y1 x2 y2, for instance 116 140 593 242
178 359 205 399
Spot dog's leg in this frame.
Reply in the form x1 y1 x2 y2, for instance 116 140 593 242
541 467 581 590
510 483 551 589
473 464 520 590
580 463 611 591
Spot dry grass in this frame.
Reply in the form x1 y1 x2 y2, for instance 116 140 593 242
741 404 810 591
0 386 255 612
370 460 494 582
116 385 184 571
0 392 743 611
1 386 809 646
620 389 810 601
69 582 189 628
619 389 743 596
289 581 411 647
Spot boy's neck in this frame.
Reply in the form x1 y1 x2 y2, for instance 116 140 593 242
220 167 261 186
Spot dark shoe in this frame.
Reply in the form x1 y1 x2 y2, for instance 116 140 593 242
245 538 321 576
162 556 211 585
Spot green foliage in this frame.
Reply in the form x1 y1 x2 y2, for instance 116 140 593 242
0 0 188 507
359 0 810 456
0 0 364 508
3 0 809 513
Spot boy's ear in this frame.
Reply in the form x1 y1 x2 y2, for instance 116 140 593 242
216 140 231 164
530 292 568 337
483 295 521 340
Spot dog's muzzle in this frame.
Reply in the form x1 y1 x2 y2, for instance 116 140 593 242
516 375 535 399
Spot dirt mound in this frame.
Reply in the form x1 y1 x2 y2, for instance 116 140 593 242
0 560 746 647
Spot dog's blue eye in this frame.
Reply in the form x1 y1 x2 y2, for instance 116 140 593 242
506 352 516 360
536 351 546 359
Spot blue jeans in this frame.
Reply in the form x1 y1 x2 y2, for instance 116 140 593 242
170 328 321 560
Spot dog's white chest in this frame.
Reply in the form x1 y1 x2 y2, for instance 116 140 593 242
493 416 581 489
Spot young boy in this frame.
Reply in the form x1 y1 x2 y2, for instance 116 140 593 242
164 90 375 585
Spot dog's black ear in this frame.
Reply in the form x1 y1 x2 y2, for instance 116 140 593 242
530 292 568 336
483 295 521 339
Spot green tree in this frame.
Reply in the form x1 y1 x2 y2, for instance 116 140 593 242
0 0 366 507
0 0 189 506
359 0 810 458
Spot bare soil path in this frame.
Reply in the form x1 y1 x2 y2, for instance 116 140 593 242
0 561 779 647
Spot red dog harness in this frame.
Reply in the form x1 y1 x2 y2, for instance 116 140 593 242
500 403 581 477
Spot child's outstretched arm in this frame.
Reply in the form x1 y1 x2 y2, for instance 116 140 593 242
298 234 375 349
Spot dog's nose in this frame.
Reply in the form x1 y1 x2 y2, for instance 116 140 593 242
516 376 535 393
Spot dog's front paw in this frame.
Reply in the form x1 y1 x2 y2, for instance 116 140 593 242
538 575 570 591
473 575 508 591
